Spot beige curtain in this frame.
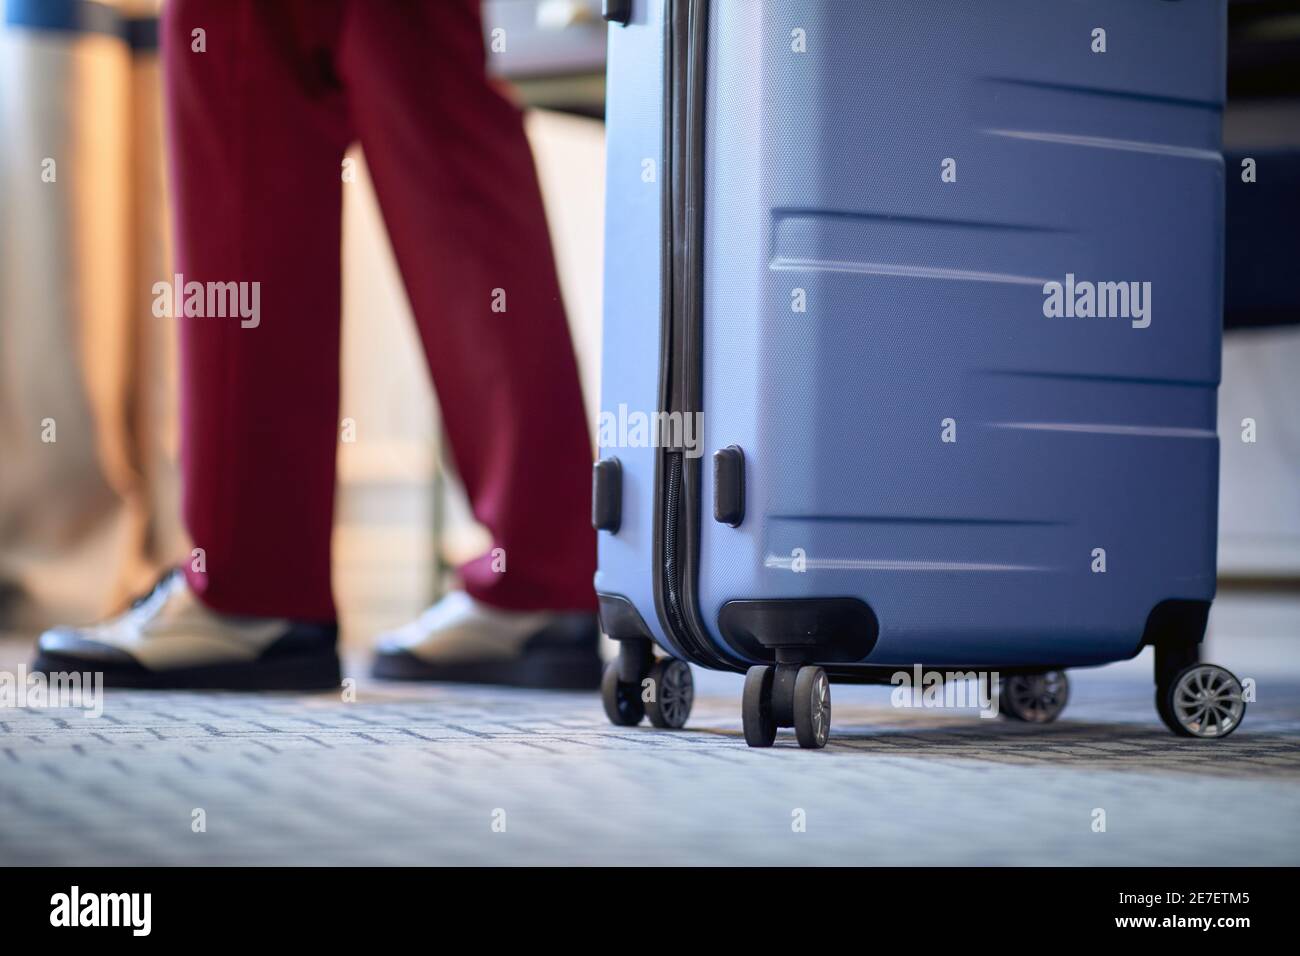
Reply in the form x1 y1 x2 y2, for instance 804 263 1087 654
0 0 184 630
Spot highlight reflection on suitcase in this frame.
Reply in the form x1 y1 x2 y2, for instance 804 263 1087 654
593 0 1244 747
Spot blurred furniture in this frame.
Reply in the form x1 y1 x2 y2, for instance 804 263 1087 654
483 0 606 116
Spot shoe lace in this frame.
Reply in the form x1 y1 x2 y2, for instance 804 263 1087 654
126 569 182 619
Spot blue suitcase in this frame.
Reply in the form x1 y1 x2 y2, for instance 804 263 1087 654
593 0 1246 746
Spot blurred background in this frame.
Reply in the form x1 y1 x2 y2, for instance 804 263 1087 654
0 0 1296 648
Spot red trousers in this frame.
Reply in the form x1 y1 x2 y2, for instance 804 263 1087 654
161 0 595 621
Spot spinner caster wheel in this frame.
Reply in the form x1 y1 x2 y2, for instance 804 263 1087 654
645 658 694 729
741 665 777 747
1157 663 1245 739
601 661 645 727
742 663 831 749
791 665 831 749
998 670 1070 723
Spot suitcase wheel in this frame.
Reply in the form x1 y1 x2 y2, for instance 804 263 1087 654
998 671 1070 723
601 661 645 726
743 664 831 750
792 666 832 749
742 666 777 747
602 657 694 730
645 658 694 729
1156 663 1246 739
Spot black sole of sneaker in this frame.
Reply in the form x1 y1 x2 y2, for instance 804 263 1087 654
371 647 602 691
30 649 342 692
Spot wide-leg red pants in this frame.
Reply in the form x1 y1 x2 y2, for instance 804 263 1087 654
160 0 595 622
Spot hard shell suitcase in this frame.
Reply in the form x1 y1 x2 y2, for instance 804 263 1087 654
593 0 1246 746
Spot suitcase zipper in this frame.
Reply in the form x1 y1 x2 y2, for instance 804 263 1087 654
662 451 735 670
662 453 689 642
651 0 742 673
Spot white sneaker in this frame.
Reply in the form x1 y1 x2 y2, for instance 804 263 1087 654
33 570 340 690
371 590 599 689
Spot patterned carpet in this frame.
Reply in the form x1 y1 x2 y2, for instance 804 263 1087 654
2 622 1297 865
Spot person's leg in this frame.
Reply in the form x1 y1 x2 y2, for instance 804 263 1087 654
168 0 351 621
337 0 596 616
33 0 351 688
